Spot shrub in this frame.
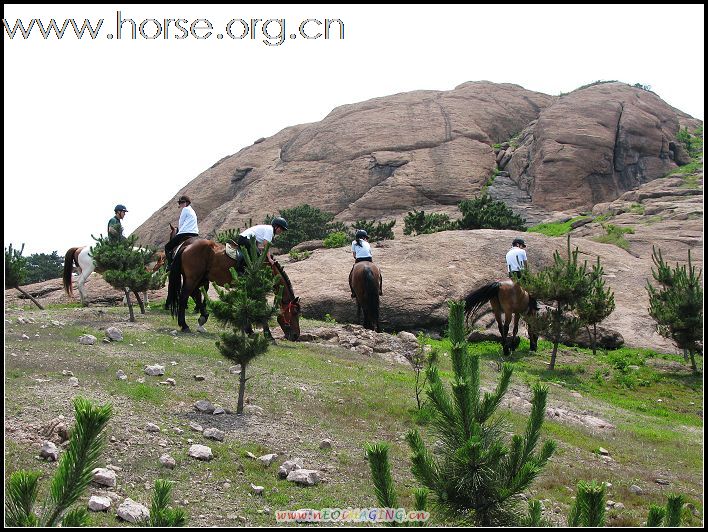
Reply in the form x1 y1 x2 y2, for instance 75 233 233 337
403 210 454 236
457 194 526 230
350 219 395 242
323 231 349 248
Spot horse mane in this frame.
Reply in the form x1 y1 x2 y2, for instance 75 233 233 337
271 260 295 298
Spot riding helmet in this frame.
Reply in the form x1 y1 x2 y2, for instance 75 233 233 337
355 229 368 239
271 216 288 230
512 237 526 247
114 204 128 212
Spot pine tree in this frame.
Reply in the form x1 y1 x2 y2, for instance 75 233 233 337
405 300 556 526
520 236 591 370
5 243 44 309
208 239 280 414
567 481 606 527
90 234 156 320
4 397 112 527
577 257 615 356
138 480 187 527
645 493 685 527
646 247 703 373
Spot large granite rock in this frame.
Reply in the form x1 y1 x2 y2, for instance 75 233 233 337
134 81 554 246
507 82 690 211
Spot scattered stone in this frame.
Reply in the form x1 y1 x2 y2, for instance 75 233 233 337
102 338 111 344
598 447 610 456
397 331 418 343
213 406 226 415
684 503 700 517
144 365 165 376
170 361 178 366
286 469 320 486
105 464 122 472
68 377 79 387
116 370 128 380
158 439 168 447
21 334 30 340
188 444 213 461
614 502 625 510
203 427 225 441
251 483 265 496
105 327 123 341
78 333 97 345
194 400 215 413
278 458 304 478
604 482 613 489
160 454 176 469
244 405 264 416
258 453 278 466
629 484 643 495
62 369 74 377
245 451 257 460
88 495 112 512
229 365 242 374
145 423 161 432
174 428 184 435
189 422 203 432
571 391 583 398
136 378 145 384
655 478 670 485
92 468 117 487
40 441 60 461
116 498 149 523
319 439 332 450
194 375 206 381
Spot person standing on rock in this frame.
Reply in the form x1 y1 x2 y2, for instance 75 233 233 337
238 217 288 261
506 237 528 280
349 229 382 297
165 195 199 271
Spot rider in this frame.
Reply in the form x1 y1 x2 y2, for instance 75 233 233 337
165 195 199 271
506 237 528 280
238 217 288 261
108 204 128 243
349 229 382 297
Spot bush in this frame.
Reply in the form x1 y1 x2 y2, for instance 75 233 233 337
323 231 349 248
457 194 526 230
403 210 454 235
266 204 341 253
350 219 395 242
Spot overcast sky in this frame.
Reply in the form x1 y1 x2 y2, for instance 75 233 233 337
4 4 704 256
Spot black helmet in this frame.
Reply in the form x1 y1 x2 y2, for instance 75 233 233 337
271 216 288 230
355 229 368 239
512 238 526 247
114 204 128 212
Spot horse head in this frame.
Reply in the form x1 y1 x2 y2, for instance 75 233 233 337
271 259 301 341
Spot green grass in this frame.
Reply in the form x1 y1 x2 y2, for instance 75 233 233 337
108 380 171 404
592 223 634 250
527 216 591 237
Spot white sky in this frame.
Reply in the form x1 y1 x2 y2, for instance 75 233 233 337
4 4 704 256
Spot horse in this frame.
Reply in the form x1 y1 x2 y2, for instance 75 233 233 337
350 261 382 332
62 245 165 308
164 237 301 340
463 279 539 356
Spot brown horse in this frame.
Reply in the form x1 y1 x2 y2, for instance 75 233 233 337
464 279 538 356
63 245 165 307
350 261 382 332
164 237 301 340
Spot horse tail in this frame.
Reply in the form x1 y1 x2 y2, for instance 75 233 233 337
63 247 80 297
464 281 501 317
165 249 184 318
364 266 379 328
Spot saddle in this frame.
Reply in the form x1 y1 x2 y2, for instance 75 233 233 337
225 242 246 273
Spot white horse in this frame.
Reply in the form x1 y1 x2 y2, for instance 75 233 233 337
63 245 164 307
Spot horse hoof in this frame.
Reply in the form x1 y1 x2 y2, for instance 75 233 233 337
181 327 191 333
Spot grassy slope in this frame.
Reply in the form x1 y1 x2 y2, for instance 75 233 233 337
4 304 703 527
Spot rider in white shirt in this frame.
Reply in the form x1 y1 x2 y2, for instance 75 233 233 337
506 237 527 280
238 217 288 260
165 195 199 270
349 229 381 297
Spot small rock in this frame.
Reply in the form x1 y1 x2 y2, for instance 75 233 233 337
88 495 111 512
598 447 610 456
655 478 670 485
203 427 225 441
188 444 213 461
105 327 123 341
194 375 205 381
278 458 304 478
62 370 74 376
684 503 700 517
92 468 117 487
145 423 161 432
229 365 242 374
319 439 332 450
116 498 149 523
144 365 165 376
614 502 625 510
170 361 178 366
40 441 60 461
68 377 79 387
21 334 30 340
245 451 257 459
174 428 184 434
189 422 203 432
244 405 264 416
116 370 128 380
251 483 265 496
213 407 225 415
160 454 176 469
258 453 278 466
194 400 215 413
286 469 320 486
629 484 643 495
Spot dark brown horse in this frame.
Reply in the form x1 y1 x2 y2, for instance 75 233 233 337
350 261 382 332
464 279 538 356
164 237 301 340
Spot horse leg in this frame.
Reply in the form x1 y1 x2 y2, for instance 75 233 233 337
196 280 209 327
263 321 276 344
510 312 521 354
502 309 513 357
178 283 193 332
77 272 88 306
